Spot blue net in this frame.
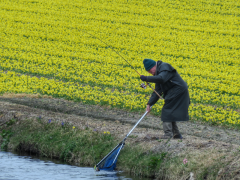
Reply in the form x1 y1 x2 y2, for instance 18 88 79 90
97 145 124 171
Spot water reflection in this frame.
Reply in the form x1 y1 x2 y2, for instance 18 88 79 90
0 151 151 180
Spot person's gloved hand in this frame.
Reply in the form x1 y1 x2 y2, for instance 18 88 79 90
140 75 147 81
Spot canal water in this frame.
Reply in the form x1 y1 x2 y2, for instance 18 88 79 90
0 151 152 180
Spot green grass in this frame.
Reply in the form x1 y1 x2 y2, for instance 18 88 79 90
2 118 169 178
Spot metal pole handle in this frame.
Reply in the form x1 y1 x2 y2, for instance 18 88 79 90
123 106 152 141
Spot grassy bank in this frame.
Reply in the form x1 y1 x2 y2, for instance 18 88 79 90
1 118 169 178
1 117 240 179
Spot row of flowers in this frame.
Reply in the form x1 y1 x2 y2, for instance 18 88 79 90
1 47 239 108
0 71 239 125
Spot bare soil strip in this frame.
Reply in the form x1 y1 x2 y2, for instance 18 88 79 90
0 96 240 145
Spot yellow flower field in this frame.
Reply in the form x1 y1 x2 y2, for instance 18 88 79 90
0 0 239 126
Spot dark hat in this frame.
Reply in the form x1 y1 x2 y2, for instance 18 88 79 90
143 59 156 71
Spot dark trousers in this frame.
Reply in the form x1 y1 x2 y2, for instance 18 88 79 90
162 122 180 137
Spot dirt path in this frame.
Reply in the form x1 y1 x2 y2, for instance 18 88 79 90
0 95 240 179
0 96 239 145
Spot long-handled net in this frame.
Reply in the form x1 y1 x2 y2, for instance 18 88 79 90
94 108 151 171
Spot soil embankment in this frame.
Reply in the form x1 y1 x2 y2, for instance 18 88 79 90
0 95 240 179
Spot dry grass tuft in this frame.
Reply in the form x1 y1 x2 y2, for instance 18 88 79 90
1 93 53 99
216 155 240 180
